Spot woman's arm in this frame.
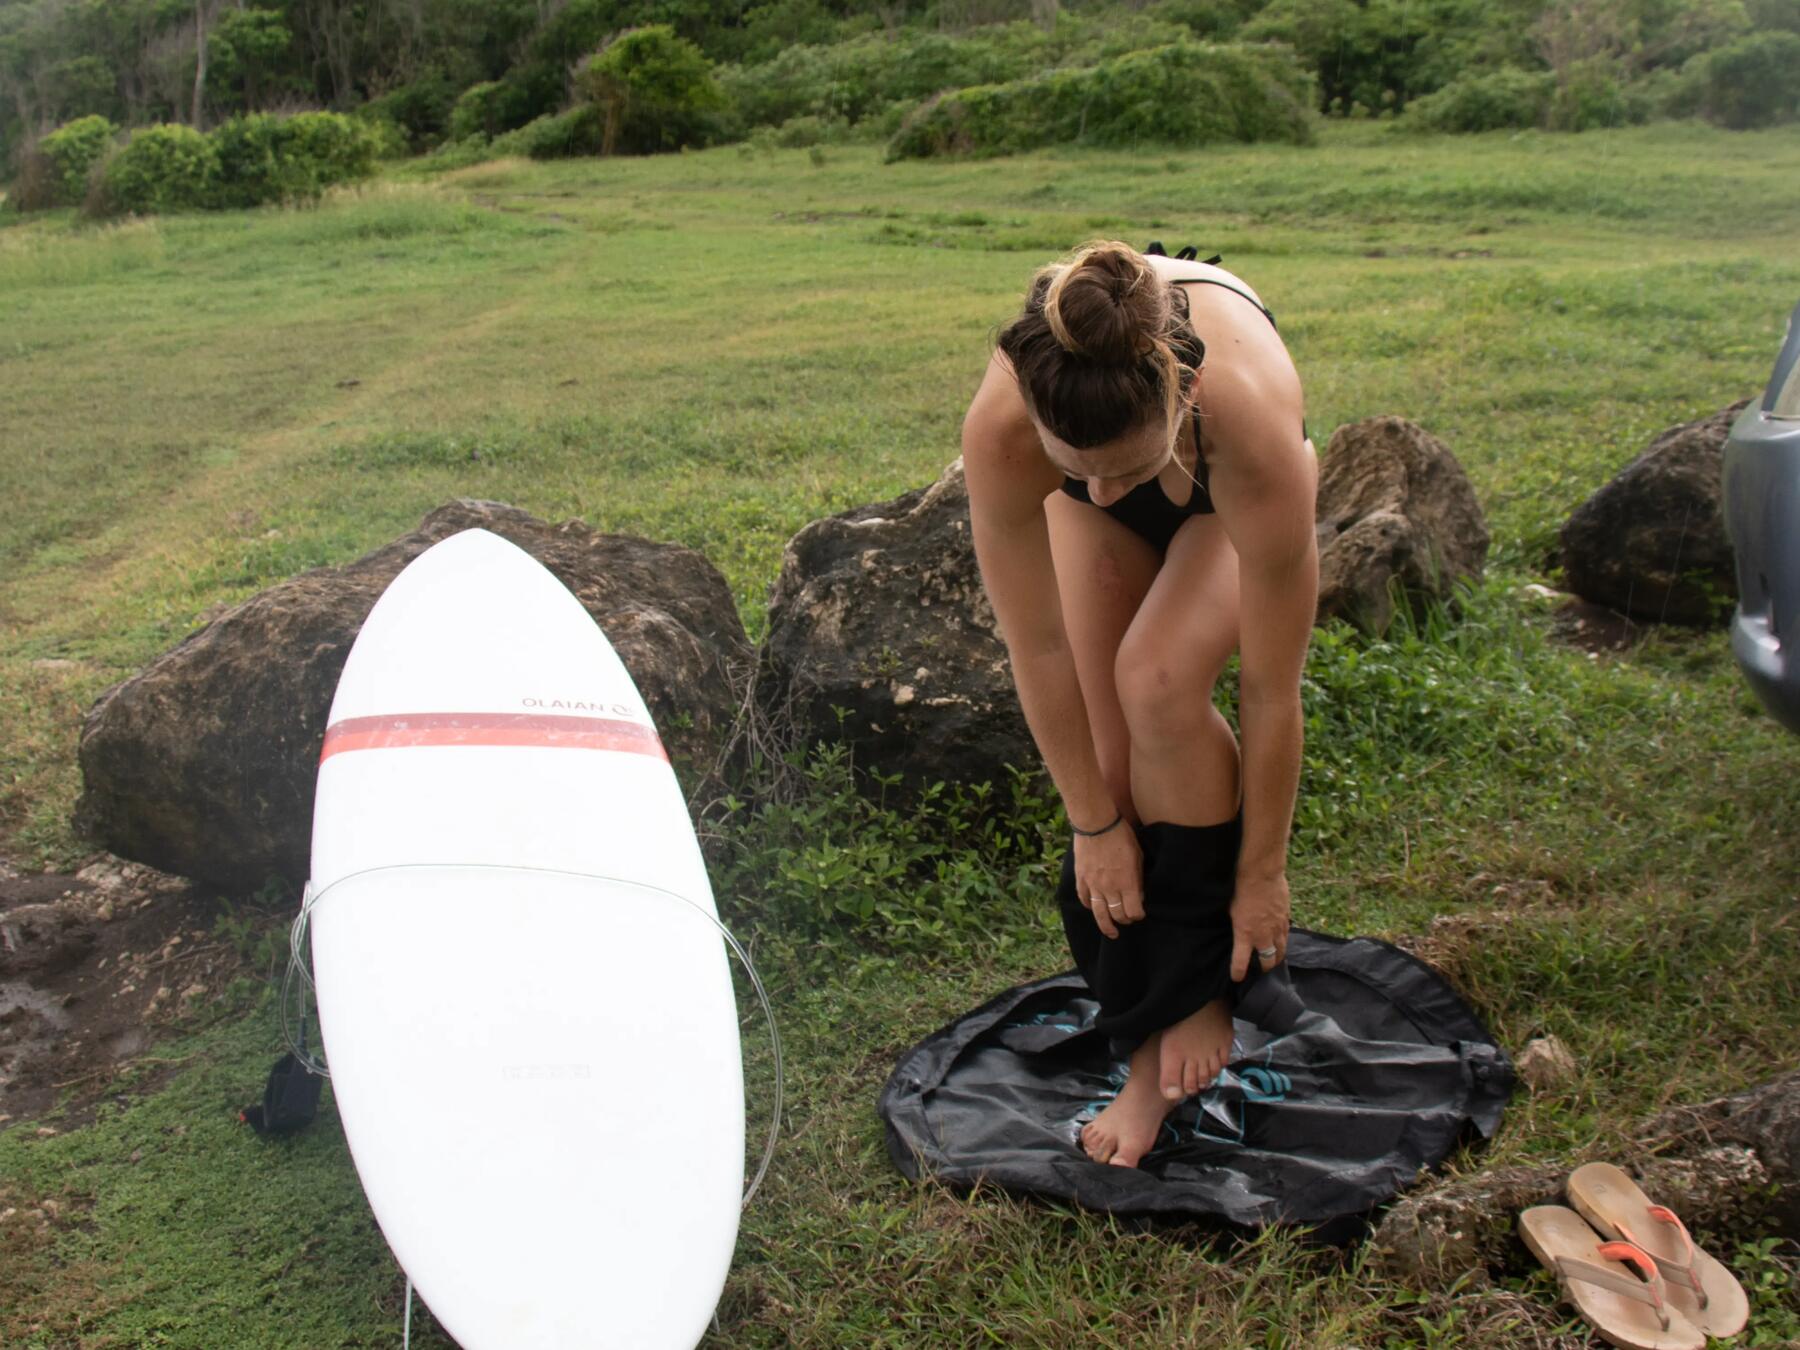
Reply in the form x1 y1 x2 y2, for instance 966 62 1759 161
962 355 1144 934
1201 362 1319 976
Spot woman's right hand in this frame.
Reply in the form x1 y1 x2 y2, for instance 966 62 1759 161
1073 823 1144 939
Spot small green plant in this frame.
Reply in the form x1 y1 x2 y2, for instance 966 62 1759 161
1732 1236 1800 1345
710 739 1061 958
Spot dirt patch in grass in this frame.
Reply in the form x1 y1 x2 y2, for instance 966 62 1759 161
0 854 256 1129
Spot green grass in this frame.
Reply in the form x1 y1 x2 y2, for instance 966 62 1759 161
3 120 1800 1346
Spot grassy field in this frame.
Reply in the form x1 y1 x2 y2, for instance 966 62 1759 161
3 120 1800 1346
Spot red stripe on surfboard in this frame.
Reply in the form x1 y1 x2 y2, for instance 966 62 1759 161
319 713 667 763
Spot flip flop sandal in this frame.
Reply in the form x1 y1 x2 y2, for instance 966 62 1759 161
1567 1161 1751 1341
1519 1205 1705 1350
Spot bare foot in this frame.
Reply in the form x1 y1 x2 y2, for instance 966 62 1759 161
1157 996 1236 1102
1080 1033 1174 1168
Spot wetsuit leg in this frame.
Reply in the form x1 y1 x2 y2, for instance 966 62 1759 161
1057 815 1265 1055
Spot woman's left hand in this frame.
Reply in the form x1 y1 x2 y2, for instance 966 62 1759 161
1230 874 1291 980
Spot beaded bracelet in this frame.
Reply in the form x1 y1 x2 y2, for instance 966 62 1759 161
1070 811 1124 838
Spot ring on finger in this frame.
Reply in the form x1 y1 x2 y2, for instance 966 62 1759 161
1256 944 1279 960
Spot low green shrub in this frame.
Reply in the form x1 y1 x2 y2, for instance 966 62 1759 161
719 16 1192 133
491 105 606 159
98 124 220 215
38 114 117 205
1546 58 1652 132
92 112 377 216
886 40 1315 159
1400 68 1552 133
355 114 411 161
207 111 378 209
448 80 528 141
1697 31 1800 128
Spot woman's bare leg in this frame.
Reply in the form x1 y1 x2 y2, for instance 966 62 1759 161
1114 515 1245 1116
1043 493 1167 1163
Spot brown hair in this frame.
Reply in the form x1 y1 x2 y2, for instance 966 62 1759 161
996 240 1204 452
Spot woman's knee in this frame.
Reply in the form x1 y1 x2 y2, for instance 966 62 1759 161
1113 637 1229 746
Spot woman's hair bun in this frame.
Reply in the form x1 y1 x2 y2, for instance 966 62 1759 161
1041 241 1169 366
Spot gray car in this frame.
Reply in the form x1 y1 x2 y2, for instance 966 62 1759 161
1723 299 1800 734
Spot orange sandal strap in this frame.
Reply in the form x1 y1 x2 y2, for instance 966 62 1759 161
1554 1242 1673 1332
1616 1205 1709 1310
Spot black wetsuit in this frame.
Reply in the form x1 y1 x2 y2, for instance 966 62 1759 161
1056 275 1283 555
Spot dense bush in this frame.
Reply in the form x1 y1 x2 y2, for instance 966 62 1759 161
98 125 220 215
361 72 463 149
207 111 379 208
1239 0 1506 113
1402 68 1554 132
491 105 606 158
447 80 534 141
887 40 1316 159
1696 30 1800 127
35 114 116 204
719 16 1192 134
1545 57 1653 131
87 112 376 216
574 26 727 154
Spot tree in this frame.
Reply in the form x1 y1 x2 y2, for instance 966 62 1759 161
573 24 724 154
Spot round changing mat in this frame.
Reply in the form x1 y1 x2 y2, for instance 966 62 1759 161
878 928 1514 1241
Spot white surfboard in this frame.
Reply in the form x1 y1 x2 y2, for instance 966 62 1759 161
307 528 743 1350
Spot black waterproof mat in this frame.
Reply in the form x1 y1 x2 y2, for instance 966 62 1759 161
879 929 1514 1241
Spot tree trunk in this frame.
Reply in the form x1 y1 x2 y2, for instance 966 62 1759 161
192 0 208 130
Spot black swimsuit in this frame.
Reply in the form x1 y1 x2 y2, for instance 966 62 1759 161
1057 275 1283 555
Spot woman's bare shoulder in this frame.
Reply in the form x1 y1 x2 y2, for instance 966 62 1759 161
962 353 1060 520
1148 253 1270 310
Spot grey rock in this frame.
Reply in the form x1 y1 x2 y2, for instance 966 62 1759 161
75 500 750 891
1314 417 1491 635
757 459 1035 792
1560 401 1748 625
1644 1067 1800 1239
1372 1147 1768 1289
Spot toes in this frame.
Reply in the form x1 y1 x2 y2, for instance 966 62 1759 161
1181 1057 1200 1097
1083 1127 1116 1165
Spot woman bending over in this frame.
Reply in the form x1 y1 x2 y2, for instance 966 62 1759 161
961 241 1318 1168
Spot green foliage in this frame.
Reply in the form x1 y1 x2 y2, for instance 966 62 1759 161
720 16 1194 134
205 6 291 108
574 25 727 154
1241 0 1508 113
36 114 116 204
1697 29 1800 125
491 105 607 159
887 40 1316 159
1547 56 1656 128
1402 68 1555 132
711 741 1061 955
97 124 220 216
1148 0 1266 38
1748 0 1800 32
360 71 463 150
448 79 527 141
207 112 378 209
88 112 376 216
